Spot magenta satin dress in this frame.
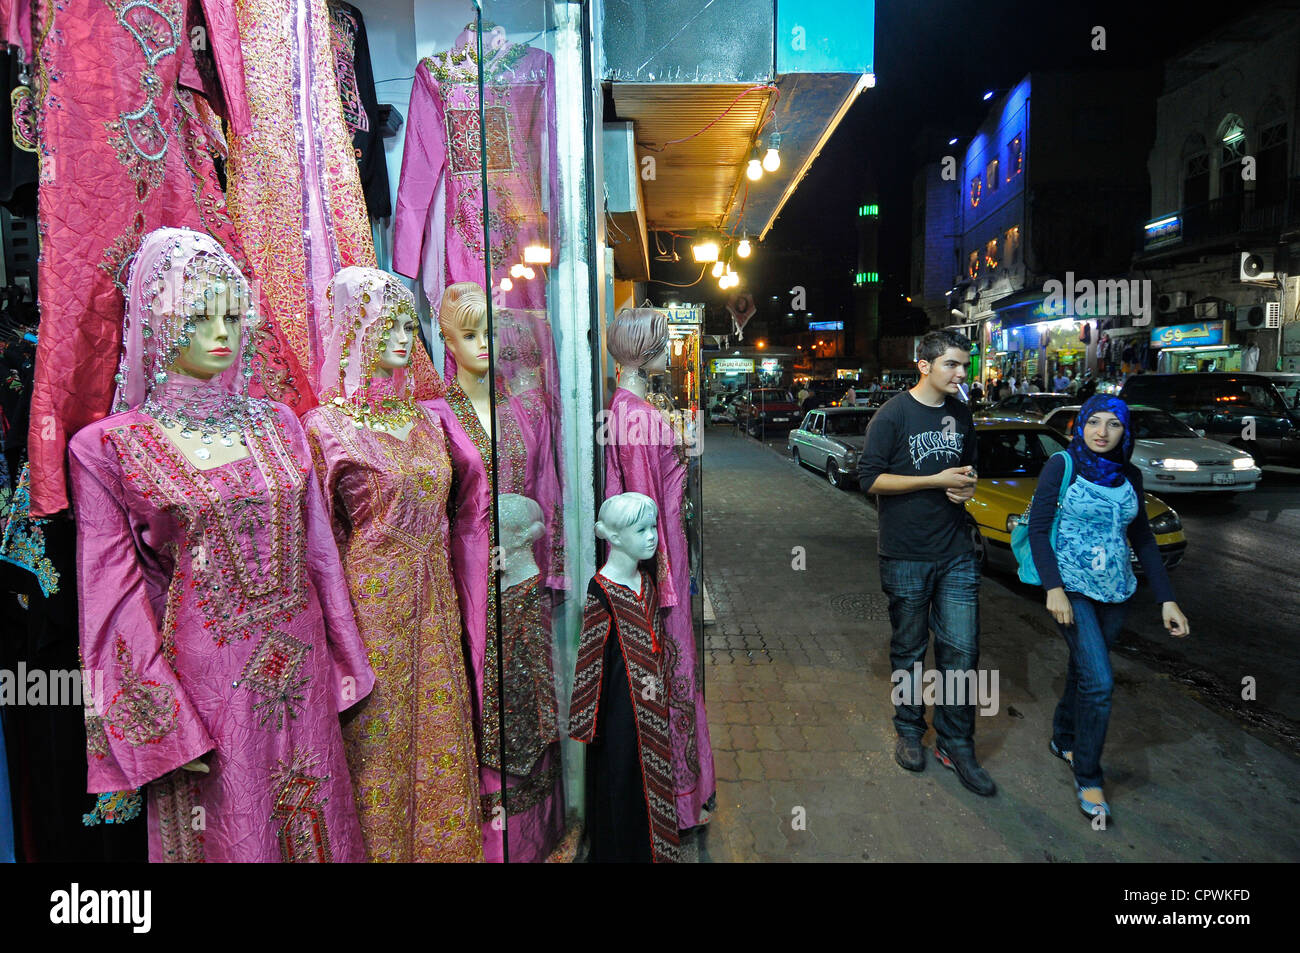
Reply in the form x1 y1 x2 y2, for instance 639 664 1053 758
69 402 375 862
604 387 715 829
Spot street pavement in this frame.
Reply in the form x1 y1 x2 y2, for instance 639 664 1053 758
693 425 1300 863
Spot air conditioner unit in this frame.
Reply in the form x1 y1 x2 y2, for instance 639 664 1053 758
1156 291 1188 315
1237 302 1282 330
1240 251 1276 282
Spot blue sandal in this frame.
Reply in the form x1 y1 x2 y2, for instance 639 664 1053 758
1076 784 1111 819
1049 739 1073 766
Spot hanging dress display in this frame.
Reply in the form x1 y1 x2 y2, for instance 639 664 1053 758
325 0 389 219
68 228 374 862
302 267 484 862
26 0 307 517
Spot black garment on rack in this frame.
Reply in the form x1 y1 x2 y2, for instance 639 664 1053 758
327 1 391 219
0 47 37 217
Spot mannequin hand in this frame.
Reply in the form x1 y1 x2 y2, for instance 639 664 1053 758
1162 602 1189 638
181 758 210 774
1046 587 1073 626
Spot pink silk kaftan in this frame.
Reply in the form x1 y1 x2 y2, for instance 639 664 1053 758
69 399 375 862
27 0 309 517
392 36 557 313
444 377 564 862
604 387 715 829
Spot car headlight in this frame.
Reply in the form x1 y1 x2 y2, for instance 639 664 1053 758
1150 511 1181 534
1150 458 1197 471
1006 514 1022 533
1233 456 1255 469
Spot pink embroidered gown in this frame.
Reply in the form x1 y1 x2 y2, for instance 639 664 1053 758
302 397 487 862
69 393 375 862
604 387 715 829
27 0 308 516
392 37 556 312
444 377 564 862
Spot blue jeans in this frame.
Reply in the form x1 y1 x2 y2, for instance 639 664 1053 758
879 551 981 756
1052 593 1129 789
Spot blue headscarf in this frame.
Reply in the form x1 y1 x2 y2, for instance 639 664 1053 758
1067 394 1133 487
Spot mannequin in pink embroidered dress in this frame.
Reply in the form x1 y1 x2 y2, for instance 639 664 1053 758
437 281 564 862
603 308 715 830
68 228 375 862
301 267 485 862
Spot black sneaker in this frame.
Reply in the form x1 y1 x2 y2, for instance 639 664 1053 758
894 735 926 772
934 744 996 796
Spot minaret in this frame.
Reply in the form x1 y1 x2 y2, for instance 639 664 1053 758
852 181 880 366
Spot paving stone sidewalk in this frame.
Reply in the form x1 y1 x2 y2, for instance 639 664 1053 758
692 426 1300 863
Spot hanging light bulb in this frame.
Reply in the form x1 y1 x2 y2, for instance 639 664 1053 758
737 235 752 258
711 260 725 277
762 132 782 172
500 277 513 291
746 156 763 181
521 266 536 280
510 263 525 278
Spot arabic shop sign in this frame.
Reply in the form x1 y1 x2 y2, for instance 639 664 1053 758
1150 321 1226 348
711 358 755 373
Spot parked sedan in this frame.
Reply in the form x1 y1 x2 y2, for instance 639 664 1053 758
734 388 802 437
788 407 876 489
961 419 1186 575
982 392 1076 421
1042 404 1261 493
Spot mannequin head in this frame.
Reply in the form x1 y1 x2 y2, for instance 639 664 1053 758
321 267 425 402
498 493 544 552
171 292 243 380
376 303 417 377
114 228 258 412
607 308 668 374
438 281 491 378
595 492 659 562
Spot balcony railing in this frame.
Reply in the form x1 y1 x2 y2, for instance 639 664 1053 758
1141 177 1300 252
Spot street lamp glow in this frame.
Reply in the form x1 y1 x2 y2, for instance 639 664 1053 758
983 90 994 101
948 137 958 146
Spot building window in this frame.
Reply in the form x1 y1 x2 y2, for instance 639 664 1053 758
1183 152 1209 207
1004 225 1020 265
1006 135 1023 180
968 250 980 280
986 158 999 193
984 237 999 271
1219 115 1246 198
1256 121 1287 207
969 176 981 208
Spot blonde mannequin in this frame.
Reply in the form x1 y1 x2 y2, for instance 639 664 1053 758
438 281 494 437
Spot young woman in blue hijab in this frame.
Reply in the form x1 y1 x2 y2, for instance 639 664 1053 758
1027 395 1190 819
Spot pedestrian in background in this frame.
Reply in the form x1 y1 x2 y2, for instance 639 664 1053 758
858 329 995 796
1026 395 1189 820
842 385 857 406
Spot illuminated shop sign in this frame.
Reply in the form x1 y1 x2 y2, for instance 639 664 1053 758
1143 214 1182 249
1150 321 1226 348
663 305 704 324
808 320 844 330
711 358 754 373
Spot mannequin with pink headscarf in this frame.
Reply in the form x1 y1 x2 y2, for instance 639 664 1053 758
603 307 716 831
301 266 487 862
68 227 375 862
438 280 566 863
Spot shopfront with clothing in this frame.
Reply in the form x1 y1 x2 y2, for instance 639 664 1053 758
1150 320 1242 373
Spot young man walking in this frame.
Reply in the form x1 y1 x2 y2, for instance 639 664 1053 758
857 330 996 796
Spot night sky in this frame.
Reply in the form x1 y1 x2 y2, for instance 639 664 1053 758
656 0 1278 328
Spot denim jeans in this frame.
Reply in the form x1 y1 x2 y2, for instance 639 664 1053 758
879 551 981 756
1052 593 1129 789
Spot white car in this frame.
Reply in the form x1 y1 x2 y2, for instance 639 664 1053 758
1042 404 1261 493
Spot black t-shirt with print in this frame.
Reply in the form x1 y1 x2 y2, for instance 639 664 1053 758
857 391 977 560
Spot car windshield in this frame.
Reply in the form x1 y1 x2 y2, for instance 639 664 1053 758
1269 378 1300 410
826 412 872 436
976 429 1070 477
1130 409 1199 439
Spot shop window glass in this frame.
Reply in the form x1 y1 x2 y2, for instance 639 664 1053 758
1183 152 1209 207
970 176 981 208
1219 116 1246 198
968 250 980 279
1006 135 1023 179
986 158 999 192
984 237 999 271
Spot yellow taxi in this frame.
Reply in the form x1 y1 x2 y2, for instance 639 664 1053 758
964 417 1187 575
